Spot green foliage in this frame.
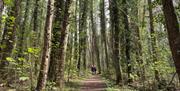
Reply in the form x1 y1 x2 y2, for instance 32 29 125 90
1 15 7 23
152 0 161 7
154 13 165 24
6 57 16 62
46 81 56 90
9 16 15 22
0 44 6 49
19 76 29 81
3 0 14 6
18 57 26 62
27 47 40 57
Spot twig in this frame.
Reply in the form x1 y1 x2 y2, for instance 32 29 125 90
168 72 176 86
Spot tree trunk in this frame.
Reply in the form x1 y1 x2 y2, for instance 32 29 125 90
134 0 145 86
33 0 40 75
74 0 80 74
35 0 54 90
100 0 109 70
111 0 122 84
0 0 3 13
48 0 65 81
0 0 3 26
33 0 40 32
78 0 88 74
90 0 101 74
148 0 160 82
0 0 21 79
55 0 72 89
122 0 132 83
162 0 180 81
17 0 31 59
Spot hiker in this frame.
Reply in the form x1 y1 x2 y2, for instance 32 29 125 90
91 65 97 75
94 66 96 74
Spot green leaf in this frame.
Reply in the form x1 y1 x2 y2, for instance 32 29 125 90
19 77 29 81
3 0 14 6
18 57 26 62
6 57 15 62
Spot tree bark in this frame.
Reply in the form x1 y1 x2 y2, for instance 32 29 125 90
48 0 65 81
133 0 145 86
33 0 40 32
55 0 72 89
17 0 31 59
78 0 88 74
33 0 40 75
35 0 54 90
122 0 132 83
162 0 180 81
0 0 3 22
111 0 122 84
0 0 21 79
0 0 3 12
100 0 109 70
148 0 160 82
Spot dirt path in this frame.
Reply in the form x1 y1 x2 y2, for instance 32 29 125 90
80 75 107 91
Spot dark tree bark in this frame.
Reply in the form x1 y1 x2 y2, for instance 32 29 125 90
0 0 21 79
55 0 72 89
0 0 3 34
33 0 40 75
48 0 65 82
0 0 3 11
0 0 3 38
111 0 122 84
77 0 82 74
122 0 132 83
74 0 79 72
100 0 109 70
0 0 3 20
33 0 40 32
35 0 54 90
162 0 180 81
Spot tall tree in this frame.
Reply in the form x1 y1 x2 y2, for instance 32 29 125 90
148 0 160 82
122 0 132 83
48 0 65 81
162 0 180 81
132 0 145 85
0 0 3 36
0 0 21 79
55 0 72 89
36 0 54 90
33 0 40 75
91 0 101 74
100 0 109 70
0 0 3 18
111 0 122 84
33 0 40 32
78 0 89 74
17 0 32 59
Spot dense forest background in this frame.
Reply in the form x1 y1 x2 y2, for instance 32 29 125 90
0 0 180 91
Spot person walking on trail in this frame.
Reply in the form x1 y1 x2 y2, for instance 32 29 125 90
91 65 97 75
94 66 97 74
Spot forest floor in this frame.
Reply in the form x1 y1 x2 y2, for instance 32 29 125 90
80 75 107 91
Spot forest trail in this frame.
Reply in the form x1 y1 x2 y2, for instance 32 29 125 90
80 75 107 91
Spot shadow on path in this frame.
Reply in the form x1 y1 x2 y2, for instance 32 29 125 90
80 75 107 91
